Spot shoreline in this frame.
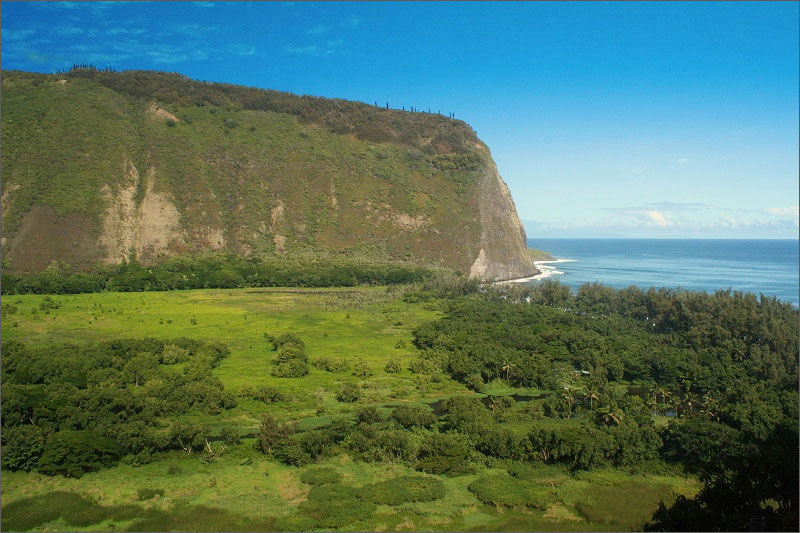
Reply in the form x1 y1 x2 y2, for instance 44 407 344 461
493 259 576 284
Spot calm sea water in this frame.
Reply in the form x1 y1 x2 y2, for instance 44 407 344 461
525 238 799 307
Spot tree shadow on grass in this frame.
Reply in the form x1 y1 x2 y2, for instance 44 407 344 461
1 491 275 532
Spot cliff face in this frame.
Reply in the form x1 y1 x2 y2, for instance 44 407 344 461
0 69 536 280
469 156 535 280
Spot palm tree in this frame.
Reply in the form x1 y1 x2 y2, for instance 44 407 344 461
501 361 516 381
562 385 575 418
599 406 623 426
682 391 698 417
583 384 600 411
700 393 719 421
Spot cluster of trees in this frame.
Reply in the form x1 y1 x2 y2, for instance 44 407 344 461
1 338 236 477
409 282 798 529
53 68 478 155
266 333 309 378
1 254 434 293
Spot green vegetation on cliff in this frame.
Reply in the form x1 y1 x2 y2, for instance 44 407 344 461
1 68 534 279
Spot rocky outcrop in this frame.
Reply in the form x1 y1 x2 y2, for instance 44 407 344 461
468 154 537 280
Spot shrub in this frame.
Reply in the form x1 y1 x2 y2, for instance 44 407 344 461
384 359 402 373
392 405 437 429
313 357 350 372
360 475 445 505
271 359 309 378
336 383 360 403
356 406 381 424
272 442 311 466
300 467 342 486
221 427 241 446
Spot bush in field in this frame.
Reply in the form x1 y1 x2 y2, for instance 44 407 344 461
300 467 342 486
312 357 350 372
336 383 360 403
360 475 445 505
239 385 285 403
272 442 311 466
256 413 296 454
356 405 382 424
271 359 309 378
467 473 550 508
267 333 309 377
392 405 437 429
384 359 402 373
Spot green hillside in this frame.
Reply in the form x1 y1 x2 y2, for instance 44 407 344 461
1 68 534 280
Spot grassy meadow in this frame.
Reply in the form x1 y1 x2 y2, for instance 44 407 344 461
1 288 699 531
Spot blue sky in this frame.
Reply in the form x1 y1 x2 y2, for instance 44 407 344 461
2 1 798 238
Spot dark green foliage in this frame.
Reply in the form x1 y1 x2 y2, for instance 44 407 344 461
2 254 434 294
360 475 446 505
272 442 311 466
300 467 342 486
256 413 296 454
391 405 437 429
416 432 472 475
1 424 46 471
38 430 121 478
356 405 382 424
0 338 233 476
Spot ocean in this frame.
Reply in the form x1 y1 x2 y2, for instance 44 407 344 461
524 238 800 308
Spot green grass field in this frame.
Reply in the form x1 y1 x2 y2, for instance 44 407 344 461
1 288 699 531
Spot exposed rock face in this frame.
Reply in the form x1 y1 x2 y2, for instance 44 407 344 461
100 160 186 264
468 156 536 280
1 69 537 280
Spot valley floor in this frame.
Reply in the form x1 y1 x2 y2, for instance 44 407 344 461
1 288 699 532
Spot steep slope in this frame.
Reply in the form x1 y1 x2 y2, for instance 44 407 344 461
0 69 536 280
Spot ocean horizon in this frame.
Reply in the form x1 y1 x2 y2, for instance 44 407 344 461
524 238 799 307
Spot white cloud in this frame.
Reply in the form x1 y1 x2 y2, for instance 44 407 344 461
55 25 86 36
286 45 319 56
193 1 215 7
677 157 688 164
765 206 799 217
2 29 36 41
646 211 672 227
305 24 330 36
227 43 257 56
341 16 361 27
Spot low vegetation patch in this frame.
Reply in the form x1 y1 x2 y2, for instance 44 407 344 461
360 475 446 505
468 473 551 508
300 467 342 486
